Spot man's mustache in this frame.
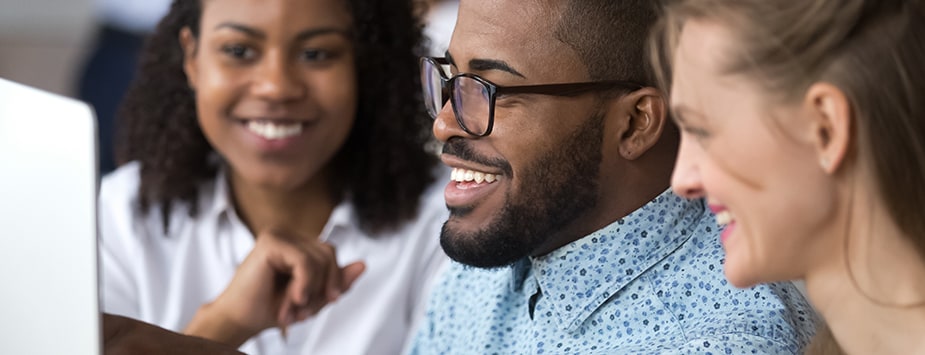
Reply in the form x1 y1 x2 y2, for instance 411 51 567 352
441 137 513 176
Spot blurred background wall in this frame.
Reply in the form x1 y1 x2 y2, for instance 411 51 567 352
0 0 95 96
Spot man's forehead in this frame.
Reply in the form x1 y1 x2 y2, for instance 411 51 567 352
459 0 559 22
453 0 556 41
450 0 583 79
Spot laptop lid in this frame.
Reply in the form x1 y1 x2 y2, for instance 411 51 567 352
0 78 101 354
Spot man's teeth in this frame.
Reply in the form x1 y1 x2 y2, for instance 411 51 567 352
451 168 499 184
715 210 734 226
246 121 303 140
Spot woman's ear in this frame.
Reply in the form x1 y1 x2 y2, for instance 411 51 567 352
179 27 199 90
805 83 852 174
611 87 668 160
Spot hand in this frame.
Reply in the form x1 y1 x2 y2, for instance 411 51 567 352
184 231 365 347
104 313 244 355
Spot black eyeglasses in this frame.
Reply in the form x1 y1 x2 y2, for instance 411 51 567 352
420 56 644 137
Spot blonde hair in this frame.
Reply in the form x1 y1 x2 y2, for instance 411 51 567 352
650 0 925 264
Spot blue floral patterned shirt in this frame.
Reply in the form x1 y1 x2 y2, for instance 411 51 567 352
408 191 816 354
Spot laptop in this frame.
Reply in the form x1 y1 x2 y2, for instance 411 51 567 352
0 78 101 354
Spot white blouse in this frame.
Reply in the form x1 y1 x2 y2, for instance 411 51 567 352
99 162 449 355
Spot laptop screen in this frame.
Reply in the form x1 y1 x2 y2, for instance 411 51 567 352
0 78 101 354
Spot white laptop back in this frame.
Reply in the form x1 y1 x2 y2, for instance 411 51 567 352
0 78 101 354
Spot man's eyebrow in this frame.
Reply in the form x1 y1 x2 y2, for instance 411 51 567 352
445 50 525 79
469 59 525 78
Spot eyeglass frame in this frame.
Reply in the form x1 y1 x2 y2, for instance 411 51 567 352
421 56 646 137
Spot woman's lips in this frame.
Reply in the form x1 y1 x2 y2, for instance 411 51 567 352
238 120 312 153
245 120 305 140
708 204 736 244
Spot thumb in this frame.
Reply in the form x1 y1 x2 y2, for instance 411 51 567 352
341 261 366 291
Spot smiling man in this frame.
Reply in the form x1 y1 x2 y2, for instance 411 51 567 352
408 0 817 353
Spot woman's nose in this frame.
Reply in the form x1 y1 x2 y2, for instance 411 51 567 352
671 137 706 199
252 53 306 102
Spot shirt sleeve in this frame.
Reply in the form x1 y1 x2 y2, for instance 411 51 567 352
97 163 143 319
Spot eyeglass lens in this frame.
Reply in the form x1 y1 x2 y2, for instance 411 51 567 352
422 58 492 136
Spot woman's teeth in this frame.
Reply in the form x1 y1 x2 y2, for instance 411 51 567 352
451 167 499 184
247 121 303 140
715 210 734 226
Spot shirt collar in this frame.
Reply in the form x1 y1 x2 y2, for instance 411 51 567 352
206 165 233 222
527 190 708 332
205 165 360 243
509 258 533 292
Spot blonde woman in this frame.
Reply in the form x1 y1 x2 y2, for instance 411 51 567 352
650 0 925 353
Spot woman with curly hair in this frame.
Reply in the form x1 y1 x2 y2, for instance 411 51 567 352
98 0 448 353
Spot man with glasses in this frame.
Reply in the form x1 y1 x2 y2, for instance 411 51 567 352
408 0 816 354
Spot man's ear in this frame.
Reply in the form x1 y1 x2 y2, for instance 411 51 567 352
804 83 852 174
609 87 668 160
179 27 199 90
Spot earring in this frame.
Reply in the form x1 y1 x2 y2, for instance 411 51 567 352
820 157 830 170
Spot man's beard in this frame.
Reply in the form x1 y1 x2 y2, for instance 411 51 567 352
440 113 604 268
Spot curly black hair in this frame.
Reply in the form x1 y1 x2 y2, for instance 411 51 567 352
115 0 438 234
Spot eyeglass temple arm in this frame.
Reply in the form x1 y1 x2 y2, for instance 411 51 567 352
498 81 644 96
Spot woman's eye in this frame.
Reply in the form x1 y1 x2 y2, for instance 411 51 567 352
684 127 710 138
221 44 255 60
681 126 712 148
301 49 331 62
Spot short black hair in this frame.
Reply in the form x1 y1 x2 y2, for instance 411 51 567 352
115 0 438 233
554 0 659 85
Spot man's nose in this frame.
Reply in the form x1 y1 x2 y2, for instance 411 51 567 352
432 101 468 143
